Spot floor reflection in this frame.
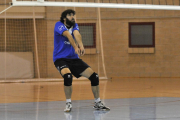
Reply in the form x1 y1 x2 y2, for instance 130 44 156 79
93 110 110 120
64 110 110 120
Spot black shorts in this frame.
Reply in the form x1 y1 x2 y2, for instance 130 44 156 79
54 58 90 78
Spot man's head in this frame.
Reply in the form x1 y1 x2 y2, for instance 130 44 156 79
60 9 76 28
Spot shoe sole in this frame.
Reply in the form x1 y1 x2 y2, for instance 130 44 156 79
93 107 110 111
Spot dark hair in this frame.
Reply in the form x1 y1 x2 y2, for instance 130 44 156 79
60 9 76 23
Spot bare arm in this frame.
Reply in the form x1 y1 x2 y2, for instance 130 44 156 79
73 30 85 56
73 30 83 47
63 31 80 56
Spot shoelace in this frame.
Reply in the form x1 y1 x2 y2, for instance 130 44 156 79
66 103 71 108
97 102 104 107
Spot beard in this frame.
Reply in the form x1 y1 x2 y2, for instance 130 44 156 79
66 18 75 27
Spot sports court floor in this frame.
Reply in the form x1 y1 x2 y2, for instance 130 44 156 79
0 78 180 120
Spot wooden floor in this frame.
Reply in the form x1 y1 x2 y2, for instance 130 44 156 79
0 78 180 104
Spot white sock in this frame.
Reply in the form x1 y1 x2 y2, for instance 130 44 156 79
95 98 101 103
66 99 71 103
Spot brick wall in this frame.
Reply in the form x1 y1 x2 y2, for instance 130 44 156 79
46 6 180 78
1 2 180 78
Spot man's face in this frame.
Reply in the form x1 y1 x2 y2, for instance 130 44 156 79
65 13 75 27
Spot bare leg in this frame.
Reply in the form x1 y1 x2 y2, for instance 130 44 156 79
91 86 99 99
64 86 72 99
61 68 72 100
81 68 110 110
80 68 100 99
60 68 73 112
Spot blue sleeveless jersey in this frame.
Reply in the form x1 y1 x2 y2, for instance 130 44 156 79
53 21 79 62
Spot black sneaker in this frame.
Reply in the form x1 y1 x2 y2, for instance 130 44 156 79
93 101 110 111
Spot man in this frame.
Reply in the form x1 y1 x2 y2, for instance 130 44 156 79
53 9 110 112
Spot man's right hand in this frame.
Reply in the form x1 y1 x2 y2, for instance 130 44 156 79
75 47 80 56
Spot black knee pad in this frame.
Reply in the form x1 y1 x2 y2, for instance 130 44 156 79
63 73 73 86
89 72 99 86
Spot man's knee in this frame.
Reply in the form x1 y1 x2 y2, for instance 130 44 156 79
89 72 99 86
63 73 73 86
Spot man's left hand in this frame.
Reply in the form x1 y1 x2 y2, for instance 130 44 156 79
79 46 85 56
